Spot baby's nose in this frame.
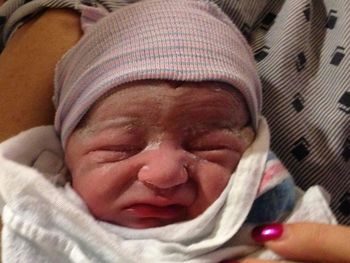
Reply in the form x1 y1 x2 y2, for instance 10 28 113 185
138 143 189 190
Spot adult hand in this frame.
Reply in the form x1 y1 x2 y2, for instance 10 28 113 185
241 223 350 263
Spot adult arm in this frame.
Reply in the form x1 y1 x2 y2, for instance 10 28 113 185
0 8 82 142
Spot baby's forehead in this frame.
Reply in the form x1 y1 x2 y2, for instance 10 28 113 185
79 80 250 133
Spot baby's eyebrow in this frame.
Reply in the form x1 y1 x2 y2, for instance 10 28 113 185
82 117 140 135
181 120 239 134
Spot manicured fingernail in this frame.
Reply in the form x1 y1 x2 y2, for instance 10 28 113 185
251 223 283 243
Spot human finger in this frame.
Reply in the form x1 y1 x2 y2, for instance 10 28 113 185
251 223 350 262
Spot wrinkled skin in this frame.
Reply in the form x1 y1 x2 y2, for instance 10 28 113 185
65 80 255 229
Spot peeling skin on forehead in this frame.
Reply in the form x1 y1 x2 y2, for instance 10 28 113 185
76 80 252 135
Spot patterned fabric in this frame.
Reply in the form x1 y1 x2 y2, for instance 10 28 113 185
246 152 296 224
0 0 349 224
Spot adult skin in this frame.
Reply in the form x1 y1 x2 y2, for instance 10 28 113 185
0 3 349 262
241 223 350 263
0 8 82 142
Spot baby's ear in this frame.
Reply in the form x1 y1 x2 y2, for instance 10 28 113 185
80 4 110 33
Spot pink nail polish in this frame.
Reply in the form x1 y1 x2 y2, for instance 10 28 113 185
251 223 283 243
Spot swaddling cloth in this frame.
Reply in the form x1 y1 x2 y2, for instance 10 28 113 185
0 118 336 262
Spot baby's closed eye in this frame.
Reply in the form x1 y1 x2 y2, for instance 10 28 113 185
185 129 246 168
186 129 245 152
89 144 144 163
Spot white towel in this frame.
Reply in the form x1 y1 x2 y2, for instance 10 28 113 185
0 118 336 262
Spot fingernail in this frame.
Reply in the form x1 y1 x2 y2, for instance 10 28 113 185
251 223 283 243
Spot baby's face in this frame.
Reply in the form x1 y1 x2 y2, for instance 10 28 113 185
65 80 254 229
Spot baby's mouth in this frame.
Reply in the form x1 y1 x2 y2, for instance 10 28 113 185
125 204 186 220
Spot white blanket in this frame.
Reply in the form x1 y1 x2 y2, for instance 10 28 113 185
0 119 336 262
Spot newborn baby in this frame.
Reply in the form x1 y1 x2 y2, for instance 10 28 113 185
65 80 254 229
0 0 335 262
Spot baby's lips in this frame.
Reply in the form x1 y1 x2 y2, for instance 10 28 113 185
125 204 186 219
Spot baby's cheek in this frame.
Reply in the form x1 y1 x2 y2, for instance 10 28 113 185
188 162 231 218
74 162 110 185
71 158 137 202
207 167 230 192
196 159 231 193
71 168 119 218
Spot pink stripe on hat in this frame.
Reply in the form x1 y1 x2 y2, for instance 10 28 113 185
54 0 262 147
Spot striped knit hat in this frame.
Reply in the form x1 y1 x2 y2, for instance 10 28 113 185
54 0 262 147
